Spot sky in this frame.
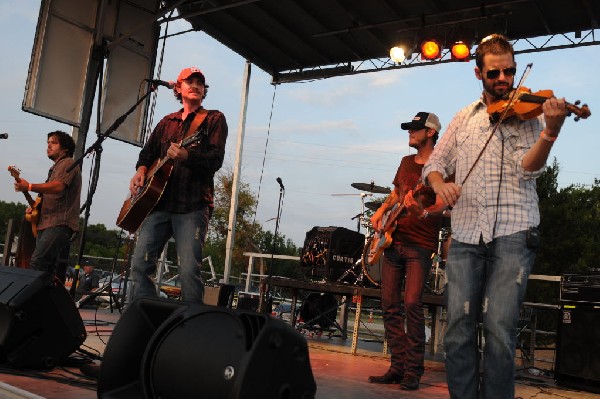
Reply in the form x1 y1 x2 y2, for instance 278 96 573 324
1 1 599 249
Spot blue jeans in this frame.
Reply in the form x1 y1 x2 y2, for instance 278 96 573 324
381 243 433 378
444 231 535 399
130 208 210 303
29 225 73 282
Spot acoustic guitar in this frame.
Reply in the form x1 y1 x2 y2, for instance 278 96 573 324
8 166 42 237
116 130 205 233
364 185 431 265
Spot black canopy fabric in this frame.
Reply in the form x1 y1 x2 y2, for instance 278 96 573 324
164 0 600 82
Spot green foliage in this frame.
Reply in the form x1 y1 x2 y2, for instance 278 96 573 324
526 159 600 333
204 168 300 282
0 201 27 239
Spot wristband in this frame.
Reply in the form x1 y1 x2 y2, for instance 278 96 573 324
540 130 558 142
28 183 32 192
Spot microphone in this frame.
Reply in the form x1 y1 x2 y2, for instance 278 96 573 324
0 133 8 139
145 79 175 89
276 177 285 190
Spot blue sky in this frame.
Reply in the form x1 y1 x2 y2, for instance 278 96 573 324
1 1 599 247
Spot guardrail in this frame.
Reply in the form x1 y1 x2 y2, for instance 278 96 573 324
241 252 300 293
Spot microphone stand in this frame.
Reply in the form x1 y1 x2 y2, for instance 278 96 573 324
259 180 285 314
68 86 156 299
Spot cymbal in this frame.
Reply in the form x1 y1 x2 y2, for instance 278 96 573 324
364 201 383 211
351 182 391 194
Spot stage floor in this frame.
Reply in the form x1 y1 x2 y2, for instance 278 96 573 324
1 306 598 399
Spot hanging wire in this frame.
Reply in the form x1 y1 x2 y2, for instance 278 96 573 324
251 85 278 227
144 10 174 144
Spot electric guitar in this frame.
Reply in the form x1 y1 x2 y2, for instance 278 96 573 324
116 131 205 233
8 166 42 237
364 185 431 265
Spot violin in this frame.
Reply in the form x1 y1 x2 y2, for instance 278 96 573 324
487 87 591 122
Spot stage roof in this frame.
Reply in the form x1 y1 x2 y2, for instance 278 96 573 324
163 0 600 83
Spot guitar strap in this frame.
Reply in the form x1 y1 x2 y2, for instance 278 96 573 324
182 109 209 142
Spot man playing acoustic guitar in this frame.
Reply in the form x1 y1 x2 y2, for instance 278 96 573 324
367 112 447 390
13 130 81 283
128 67 228 303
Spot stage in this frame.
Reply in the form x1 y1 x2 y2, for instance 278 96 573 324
1 305 598 399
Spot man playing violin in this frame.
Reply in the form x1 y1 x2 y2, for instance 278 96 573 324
423 34 568 399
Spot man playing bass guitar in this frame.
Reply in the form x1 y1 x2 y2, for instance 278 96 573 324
367 112 446 390
127 67 228 303
13 131 81 283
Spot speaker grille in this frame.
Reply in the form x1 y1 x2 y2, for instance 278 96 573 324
556 305 600 392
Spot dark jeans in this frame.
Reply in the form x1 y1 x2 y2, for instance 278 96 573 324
380 243 433 377
29 225 73 282
131 207 211 303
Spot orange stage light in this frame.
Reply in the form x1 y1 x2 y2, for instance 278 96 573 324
451 41 471 61
421 39 441 60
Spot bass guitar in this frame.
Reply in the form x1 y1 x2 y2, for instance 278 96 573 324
8 166 42 237
116 130 205 233
364 185 431 265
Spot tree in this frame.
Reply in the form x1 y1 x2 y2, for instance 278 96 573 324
0 201 27 240
204 168 300 283
527 158 600 306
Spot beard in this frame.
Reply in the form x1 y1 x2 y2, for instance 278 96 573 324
483 79 512 100
409 136 427 150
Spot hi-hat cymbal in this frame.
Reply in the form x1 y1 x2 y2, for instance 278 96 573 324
351 182 391 194
364 201 383 211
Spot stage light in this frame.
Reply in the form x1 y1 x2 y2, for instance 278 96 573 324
451 40 471 61
420 39 441 60
389 46 406 63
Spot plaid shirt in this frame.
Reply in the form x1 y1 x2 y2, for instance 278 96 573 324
423 95 545 244
136 107 228 213
38 157 81 232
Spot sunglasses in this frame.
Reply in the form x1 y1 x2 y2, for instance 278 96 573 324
485 67 516 79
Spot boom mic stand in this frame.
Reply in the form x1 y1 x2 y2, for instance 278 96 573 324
67 86 156 299
259 177 285 314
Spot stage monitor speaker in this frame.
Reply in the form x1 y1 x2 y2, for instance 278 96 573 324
300 226 364 281
236 292 260 312
555 304 600 393
0 266 86 369
98 297 316 399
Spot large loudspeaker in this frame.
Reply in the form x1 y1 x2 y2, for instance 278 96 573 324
300 226 364 281
98 297 316 399
0 266 86 368
555 304 600 393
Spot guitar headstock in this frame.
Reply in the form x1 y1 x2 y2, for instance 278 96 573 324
8 165 21 180
567 101 591 122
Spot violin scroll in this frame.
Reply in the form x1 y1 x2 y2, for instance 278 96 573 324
569 100 591 122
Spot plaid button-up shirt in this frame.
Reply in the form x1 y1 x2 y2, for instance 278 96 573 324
136 107 228 213
423 95 545 244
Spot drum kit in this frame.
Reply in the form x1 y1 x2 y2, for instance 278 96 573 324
331 181 450 294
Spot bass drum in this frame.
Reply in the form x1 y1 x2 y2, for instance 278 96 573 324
361 236 382 287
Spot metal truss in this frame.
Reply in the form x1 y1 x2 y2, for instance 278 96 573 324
273 30 599 84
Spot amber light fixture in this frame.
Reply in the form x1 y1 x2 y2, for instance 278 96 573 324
450 40 471 61
420 39 441 60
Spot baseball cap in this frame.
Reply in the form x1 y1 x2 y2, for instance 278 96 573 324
400 112 442 132
177 67 206 84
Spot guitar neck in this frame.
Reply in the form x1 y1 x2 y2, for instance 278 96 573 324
381 203 405 231
23 192 36 207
